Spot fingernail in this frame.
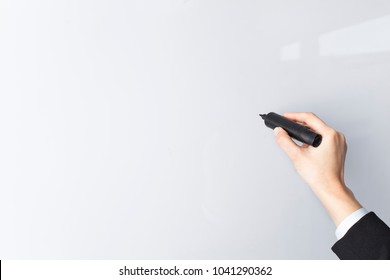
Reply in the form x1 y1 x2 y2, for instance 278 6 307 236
274 127 281 136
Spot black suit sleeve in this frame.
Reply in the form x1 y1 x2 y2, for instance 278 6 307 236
331 212 390 259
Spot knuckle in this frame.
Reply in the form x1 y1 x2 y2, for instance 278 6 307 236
302 112 316 119
328 128 338 138
289 148 301 161
274 132 282 141
275 133 285 144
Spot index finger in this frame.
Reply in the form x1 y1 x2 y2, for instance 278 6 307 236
283 112 330 133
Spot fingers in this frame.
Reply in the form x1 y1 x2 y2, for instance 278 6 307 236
283 112 330 133
301 143 309 148
274 127 301 160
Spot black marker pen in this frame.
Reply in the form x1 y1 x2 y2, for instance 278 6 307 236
259 112 322 147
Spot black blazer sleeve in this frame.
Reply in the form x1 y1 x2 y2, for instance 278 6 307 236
331 212 390 259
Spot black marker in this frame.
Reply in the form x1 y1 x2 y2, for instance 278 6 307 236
259 112 322 147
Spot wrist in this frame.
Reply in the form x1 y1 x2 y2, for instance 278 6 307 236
310 178 347 198
312 180 362 226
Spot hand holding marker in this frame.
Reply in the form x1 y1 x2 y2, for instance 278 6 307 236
259 112 361 226
260 112 390 260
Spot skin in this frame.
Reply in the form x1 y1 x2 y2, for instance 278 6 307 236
274 112 362 226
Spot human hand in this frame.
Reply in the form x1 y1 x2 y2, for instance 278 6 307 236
274 112 361 225
274 112 346 194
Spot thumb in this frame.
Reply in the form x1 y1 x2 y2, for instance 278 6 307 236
274 127 301 160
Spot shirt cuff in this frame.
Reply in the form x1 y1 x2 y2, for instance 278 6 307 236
335 208 369 240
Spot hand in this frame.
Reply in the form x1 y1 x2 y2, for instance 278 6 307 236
274 112 345 194
274 112 362 226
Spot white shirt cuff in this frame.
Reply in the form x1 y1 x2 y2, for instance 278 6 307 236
335 208 369 240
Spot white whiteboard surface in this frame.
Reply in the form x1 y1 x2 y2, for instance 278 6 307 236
1 0 390 259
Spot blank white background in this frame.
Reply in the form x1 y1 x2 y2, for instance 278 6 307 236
1 0 390 259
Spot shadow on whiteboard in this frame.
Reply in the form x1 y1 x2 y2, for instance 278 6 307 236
199 114 297 229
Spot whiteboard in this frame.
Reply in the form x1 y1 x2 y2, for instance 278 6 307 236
1 0 390 259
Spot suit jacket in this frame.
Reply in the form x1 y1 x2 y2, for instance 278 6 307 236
332 212 390 259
